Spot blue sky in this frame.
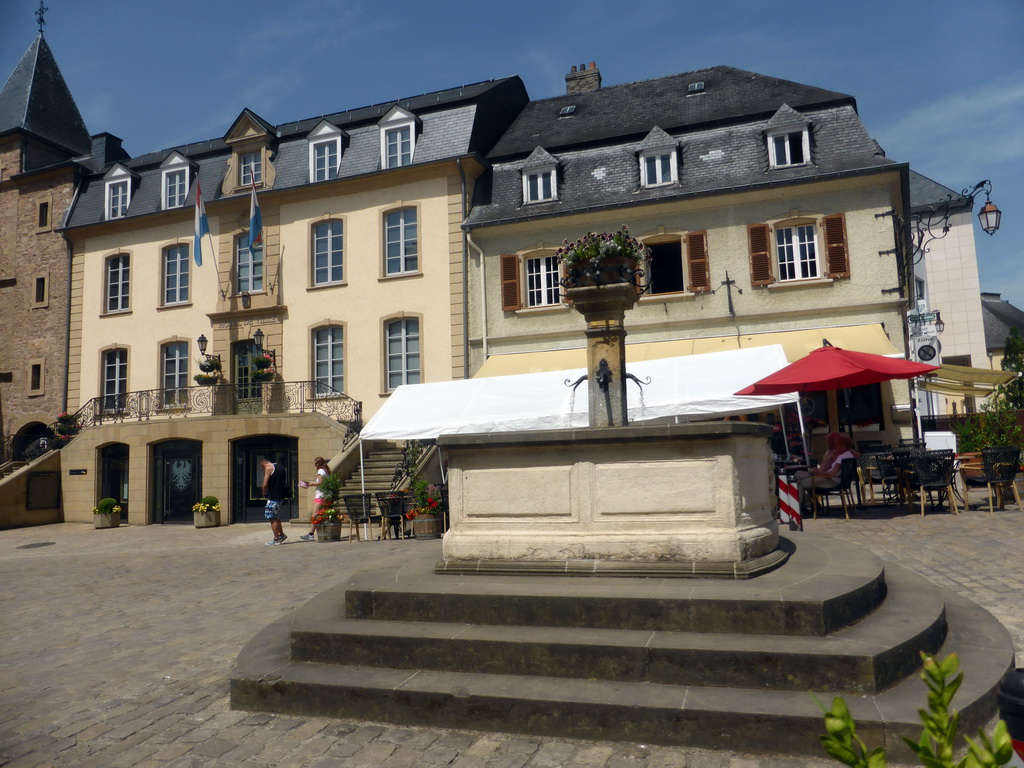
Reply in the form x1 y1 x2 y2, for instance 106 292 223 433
2 0 1022 311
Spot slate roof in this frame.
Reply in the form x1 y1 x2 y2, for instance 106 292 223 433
65 76 528 229
909 170 968 212
981 293 1024 351
466 66 893 229
0 34 90 156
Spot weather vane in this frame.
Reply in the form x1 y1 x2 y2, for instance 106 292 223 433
36 1 48 34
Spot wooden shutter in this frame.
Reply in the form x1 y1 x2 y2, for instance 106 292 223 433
500 254 521 311
686 231 710 293
823 213 850 279
748 223 774 286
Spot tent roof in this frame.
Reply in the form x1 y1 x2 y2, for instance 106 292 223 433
361 346 796 441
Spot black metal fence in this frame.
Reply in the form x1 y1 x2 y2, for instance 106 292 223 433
1 381 362 464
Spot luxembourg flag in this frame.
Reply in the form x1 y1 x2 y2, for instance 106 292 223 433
193 179 209 267
248 183 263 259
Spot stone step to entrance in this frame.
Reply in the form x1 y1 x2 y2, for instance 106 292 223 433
291 567 944 694
230 534 1013 758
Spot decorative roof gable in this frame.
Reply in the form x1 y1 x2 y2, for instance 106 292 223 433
523 146 557 167
307 119 348 141
637 126 676 152
765 103 810 133
223 108 275 146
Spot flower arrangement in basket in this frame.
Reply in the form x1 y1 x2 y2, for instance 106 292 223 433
55 411 80 436
312 472 344 524
198 357 222 373
250 367 276 383
192 496 221 516
92 498 122 516
557 225 649 288
250 353 274 370
194 372 221 386
407 480 443 519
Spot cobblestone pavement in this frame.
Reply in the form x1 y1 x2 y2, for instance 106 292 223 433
1 500 1021 768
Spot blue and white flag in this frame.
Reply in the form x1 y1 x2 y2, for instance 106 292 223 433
193 178 209 267
248 183 263 259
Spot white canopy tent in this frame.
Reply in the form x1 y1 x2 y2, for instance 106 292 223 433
360 345 798 441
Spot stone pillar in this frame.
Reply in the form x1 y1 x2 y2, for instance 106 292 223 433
565 282 638 428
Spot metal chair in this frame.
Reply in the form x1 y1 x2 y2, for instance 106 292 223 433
375 491 408 540
875 455 902 504
342 493 373 542
964 447 1023 513
809 458 858 519
906 450 959 517
856 453 882 503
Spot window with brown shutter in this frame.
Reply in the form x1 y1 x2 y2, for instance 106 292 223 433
500 254 521 311
822 213 850 279
686 231 710 292
748 223 774 286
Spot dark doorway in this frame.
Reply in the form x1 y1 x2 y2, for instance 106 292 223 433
99 443 130 521
232 340 261 412
14 422 51 460
152 440 203 523
232 436 297 523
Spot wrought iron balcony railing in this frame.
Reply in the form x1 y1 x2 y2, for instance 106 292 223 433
1 381 362 464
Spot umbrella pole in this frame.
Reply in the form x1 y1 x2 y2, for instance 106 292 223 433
795 398 809 461
778 406 790 461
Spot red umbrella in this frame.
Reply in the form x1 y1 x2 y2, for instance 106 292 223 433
735 345 939 395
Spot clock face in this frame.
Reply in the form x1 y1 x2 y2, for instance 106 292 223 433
917 344 938 362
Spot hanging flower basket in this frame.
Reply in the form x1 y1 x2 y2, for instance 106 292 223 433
251 369 276 383
557 226 649 289
55 422 79 437
198 358 221 373
250 354 273 370
194 373 221 386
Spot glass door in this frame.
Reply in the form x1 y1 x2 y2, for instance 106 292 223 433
232 341 261 413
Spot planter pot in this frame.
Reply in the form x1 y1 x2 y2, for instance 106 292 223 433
412 515 443 539
316 520 342 542
198 360 221 373
194 510 219 528
564 255 643 288
194 374 220 386
251 358 272 370
56 423 79 436
94 513 120 529
251 372 274 383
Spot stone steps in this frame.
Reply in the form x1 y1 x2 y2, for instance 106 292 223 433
231 533 1013 758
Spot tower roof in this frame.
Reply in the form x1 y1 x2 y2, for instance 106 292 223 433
0 34 91 156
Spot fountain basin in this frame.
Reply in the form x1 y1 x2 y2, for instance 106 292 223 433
438 422 783 578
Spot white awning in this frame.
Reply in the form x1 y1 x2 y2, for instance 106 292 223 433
361 345 797 441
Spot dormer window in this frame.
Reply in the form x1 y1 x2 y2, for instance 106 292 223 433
160 152 192 210
521 147 559 204
103 164 135 220
769 130 809 167
308 121 346 182
637 127 678 189
240 152 262 186
379 106 419 169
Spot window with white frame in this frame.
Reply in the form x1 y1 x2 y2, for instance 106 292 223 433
523 167 556 203
311 139 340 181
768 130 809 168
525 254 561 307
102 348 127 413
384 125 413 168
236 235 263 293
161 342 189 407
106 180 130 219
313 326 344 394
163 168 188 209
163 245 190 305
105 254 130 313
384 208 417 275
775 224 819 281
240 152 262 186
313 221 343 285
386 318 420 390
640 149 677 187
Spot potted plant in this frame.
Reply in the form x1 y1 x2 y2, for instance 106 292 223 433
55 411 80 437
408 480 445 539
557 225 649 288
194 372 221 386
192 496 220 528
250 353 273 370
313 472 344 541
93 498 121 529
198 357 222 373
250 367 276 383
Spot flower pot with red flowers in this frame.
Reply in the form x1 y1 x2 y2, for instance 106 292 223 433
251 368 276 383
250 354 273 370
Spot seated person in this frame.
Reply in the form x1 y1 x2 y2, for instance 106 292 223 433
795 434 857 507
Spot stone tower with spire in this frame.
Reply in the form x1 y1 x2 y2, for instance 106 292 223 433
0 30 91 461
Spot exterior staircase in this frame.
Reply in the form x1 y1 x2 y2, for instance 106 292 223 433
230 532 1012 759
0 461 27 480
335 443 405 503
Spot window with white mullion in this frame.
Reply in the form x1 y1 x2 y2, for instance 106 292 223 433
164 169 187 209
313 221 343 285
163 245 190 305
641 150 675 187
107 180 129 219
386 319 420 390
236 236 263 293
162 342 188 406
314 327 344 395
385 125 412 168
240 152 262 185
385 209 417 274
313 140 339 181
523 168 555 203
106 254 130 312
776 225 818 281
525 255 561 307
769 130 809 167
103 349 127 413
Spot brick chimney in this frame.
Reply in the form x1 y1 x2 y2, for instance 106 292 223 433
565 62 602 95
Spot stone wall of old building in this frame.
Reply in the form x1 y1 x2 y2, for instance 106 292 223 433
0 133 75 447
